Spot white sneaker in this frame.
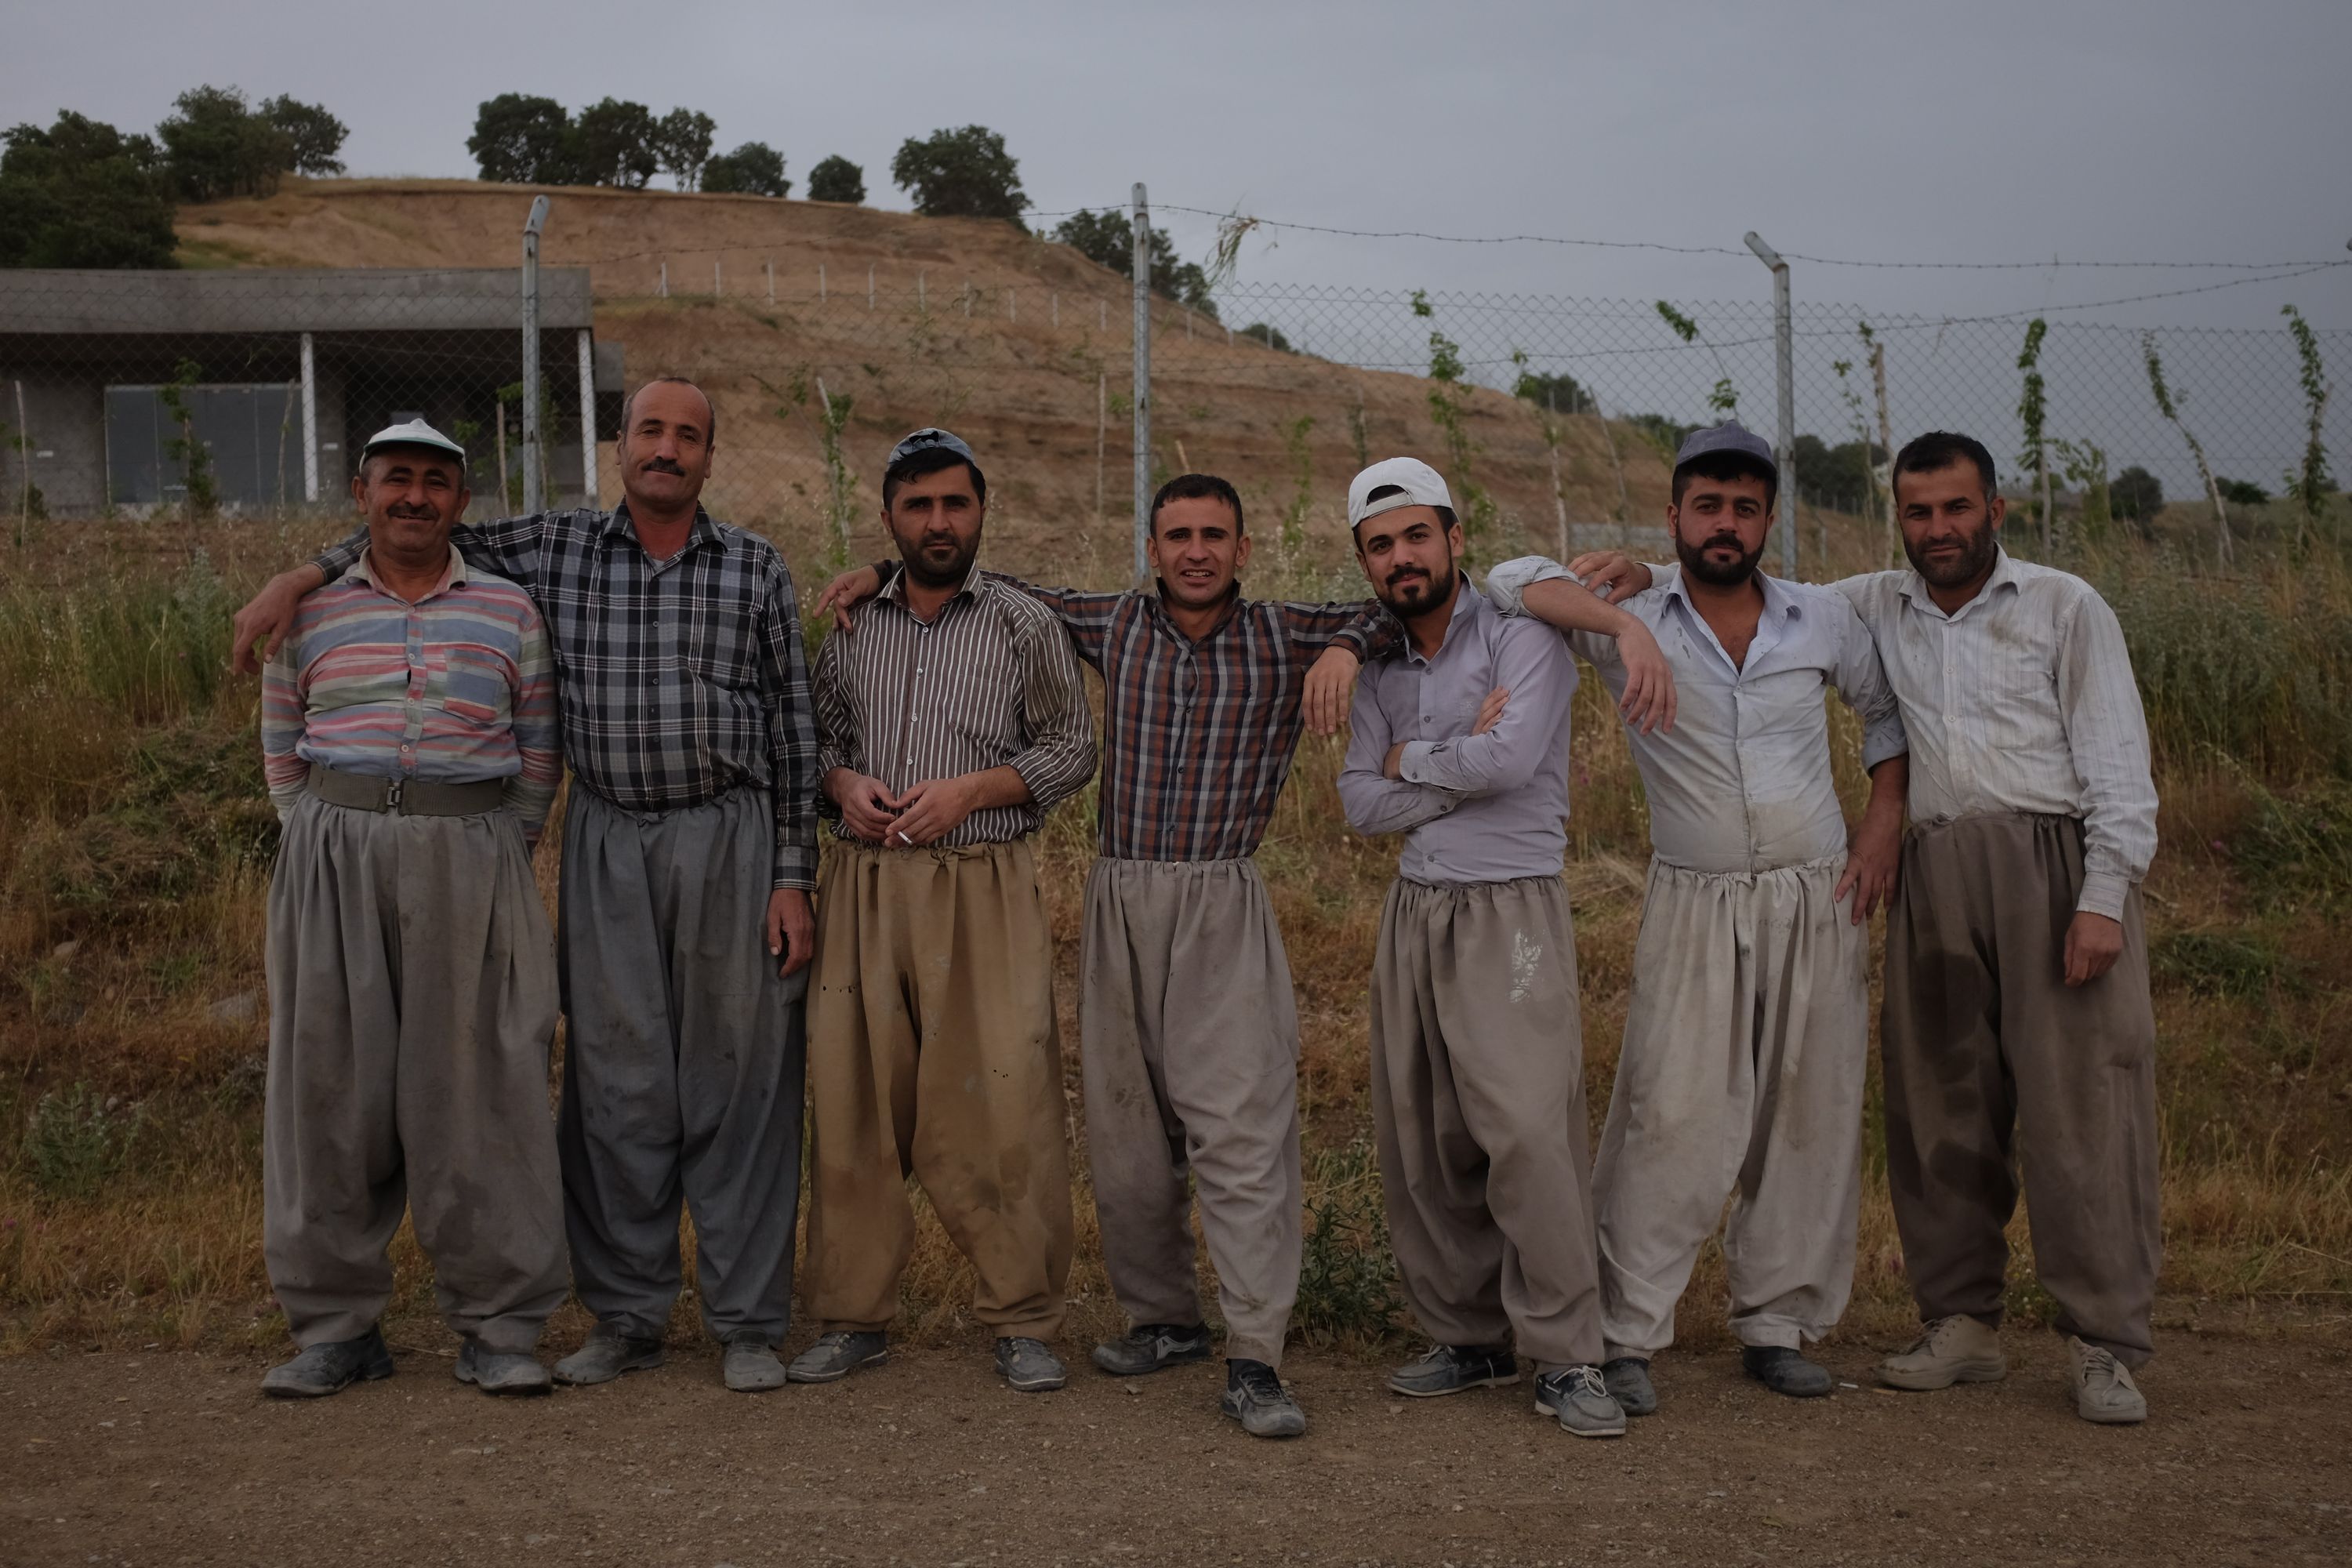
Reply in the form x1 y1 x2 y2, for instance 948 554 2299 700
1876 1315 2007 1391
2069 1336 2147 1425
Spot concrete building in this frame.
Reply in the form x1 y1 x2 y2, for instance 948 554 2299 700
0 267 623 519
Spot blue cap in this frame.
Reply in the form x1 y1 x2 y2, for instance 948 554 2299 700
886 426 980 474
1674 419 1777 470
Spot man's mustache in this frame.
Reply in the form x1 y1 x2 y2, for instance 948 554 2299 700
639 456 688 476
1700 532 1745 553
383 504 438 521
1386 567 1431 589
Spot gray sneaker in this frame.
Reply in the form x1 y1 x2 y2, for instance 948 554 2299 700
722 1338 789 1393
2069 1337 2148 1425
1534 1365 1629 1439
1602 1356 1658 1416
1220 1359 1308 1439
1388 1344 1519 1398
455 1340 552 1396
554 1323 667 1386
996 1336 1068 1392
1091 1322 1214 1376
1742 1345 1833 1399
261 1328 395 1399
1877 1315 2005 1392
786 1330 889 1385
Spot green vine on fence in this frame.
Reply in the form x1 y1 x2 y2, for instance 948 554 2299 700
157 358 219 523
1655 302 1737 417
2016 318 2054 551
2143 332 2232 568
2281 304 2336 551
1411 289 1495 554
1280 414 1315 555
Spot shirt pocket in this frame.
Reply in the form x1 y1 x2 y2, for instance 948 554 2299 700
441 648 514 726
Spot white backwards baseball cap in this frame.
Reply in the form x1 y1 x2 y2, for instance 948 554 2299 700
359 418 468 472
1347 456 1455 532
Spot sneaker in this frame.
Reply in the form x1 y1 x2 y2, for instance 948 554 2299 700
454 1340 552 1396
721 1337 789 1394
1220 1359 1308 1439
554 1322 667 1386
1876 1315 2006 1392
1534 1365 1628 1439
786 1330 890 1385
995 1336 1068 1393
1388 1343 1519 1398
2069 1337 2148 1425
1742 1345 1833 1399
1602 1356 1658 1416
1091 1322 1214 1377
261 1327 395 1399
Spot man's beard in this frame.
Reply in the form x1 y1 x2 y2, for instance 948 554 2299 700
1904 517 2000 589
1675 528 1762 587
898 528 980 589
1375 557 1454 618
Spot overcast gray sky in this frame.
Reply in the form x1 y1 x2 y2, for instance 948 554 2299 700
10 0 2347 328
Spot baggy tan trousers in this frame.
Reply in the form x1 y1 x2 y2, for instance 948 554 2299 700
263 792 564 1354
1594 855 1867 1361
1883 812 2161 1367
1370 875 1604 1371
557 786 807 1345
1080 858 1303 1368
805 839 1073 1338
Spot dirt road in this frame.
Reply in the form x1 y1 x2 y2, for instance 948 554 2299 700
4 1327 2347 1567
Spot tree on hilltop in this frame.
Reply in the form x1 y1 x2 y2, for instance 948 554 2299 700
572 98 657 187
468 94 578 183
1051 208 1218 318
807 155 864 204
158 85 293 201
260 95 347 176
651 107 714 191
0 111 177 268
891 125 1026 223
702 141 788 197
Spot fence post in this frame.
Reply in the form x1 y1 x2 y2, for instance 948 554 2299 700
867 265 875 310
713 260 722 296
521 195 549 514
1744 231 1796 578
298 332 319 503
13 379 30 528
768 258 775 304
576 328 596 506
1871 340 1895 567
818 263 826 303
658 260 667 298
1131 182 1152 586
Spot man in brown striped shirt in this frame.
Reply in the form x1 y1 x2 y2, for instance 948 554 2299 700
790 429 1097 1395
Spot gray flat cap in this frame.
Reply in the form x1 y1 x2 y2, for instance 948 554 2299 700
1674 419 1777 469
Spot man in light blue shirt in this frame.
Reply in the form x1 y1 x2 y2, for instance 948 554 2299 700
1486 420 1909 1417
1337 456 1672 1440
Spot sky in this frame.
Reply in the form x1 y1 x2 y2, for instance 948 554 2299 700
9 0 2347 328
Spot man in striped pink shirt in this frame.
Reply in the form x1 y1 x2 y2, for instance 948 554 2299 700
256 420 567 1400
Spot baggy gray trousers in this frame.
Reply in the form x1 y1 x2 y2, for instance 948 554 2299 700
1370 875 1604 1371
263 793 565 1354
557 785 806 1345
1080 858 1303 1368
1593 855 1867 1360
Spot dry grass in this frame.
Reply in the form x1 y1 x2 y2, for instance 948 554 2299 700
3 514 2350 1359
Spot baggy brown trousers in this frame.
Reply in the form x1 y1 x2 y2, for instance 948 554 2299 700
1370 875 1604 1371
804 839 1073 1338
1882 812 2161 1365
1080 858 1302 1368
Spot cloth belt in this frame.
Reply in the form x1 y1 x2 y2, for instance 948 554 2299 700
307 762 507 817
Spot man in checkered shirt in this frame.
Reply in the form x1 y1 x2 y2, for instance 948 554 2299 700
231 376 818 1395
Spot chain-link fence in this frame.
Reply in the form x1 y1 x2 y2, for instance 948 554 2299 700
4 198 2344 586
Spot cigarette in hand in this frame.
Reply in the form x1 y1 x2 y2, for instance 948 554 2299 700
896 830 913 844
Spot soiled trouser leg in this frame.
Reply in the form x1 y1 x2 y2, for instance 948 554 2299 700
1082 858 1303 1368
265 793 565 1352
1882 813 2160 1367
1371 876 1602 1373
558 787 803 1344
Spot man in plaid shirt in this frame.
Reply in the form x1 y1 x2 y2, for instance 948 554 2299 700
231 377 818 1395
818 471 1386 1438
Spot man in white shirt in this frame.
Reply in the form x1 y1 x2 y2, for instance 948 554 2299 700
1574 430 2161 1425
1484 421 1910 1418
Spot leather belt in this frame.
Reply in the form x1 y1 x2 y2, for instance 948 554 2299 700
307 762 506 817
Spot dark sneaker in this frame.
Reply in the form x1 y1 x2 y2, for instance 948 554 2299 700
996 1336 1068 1392
1602 1356 1658 1416
261 1327 395 1399
455 1340 552 1396
554 1323 667 1386
722 1337 789 1393
1743 1345 1833 1399
2068 1337 2148 1425
786 1330 890 1385
1091 1322 1214 1377
1220 1359 1308 1439
1388 1344 1519 1398
1534 1365 1629 1439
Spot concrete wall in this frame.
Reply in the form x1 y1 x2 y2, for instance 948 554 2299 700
0 268 596 336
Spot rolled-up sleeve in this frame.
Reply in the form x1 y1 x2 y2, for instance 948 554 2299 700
2057 591 2158 920
1481 554 1579 615
1006 612 1098 811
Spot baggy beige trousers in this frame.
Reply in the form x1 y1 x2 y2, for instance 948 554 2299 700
804 839 1074 1338
1883 812 2161 1366
263 792 565 1354
1593 855 1867 1360
1370 874 1604 1371
1080 858 1302 1368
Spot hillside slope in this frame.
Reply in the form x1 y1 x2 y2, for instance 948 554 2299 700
176 180 1676 580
